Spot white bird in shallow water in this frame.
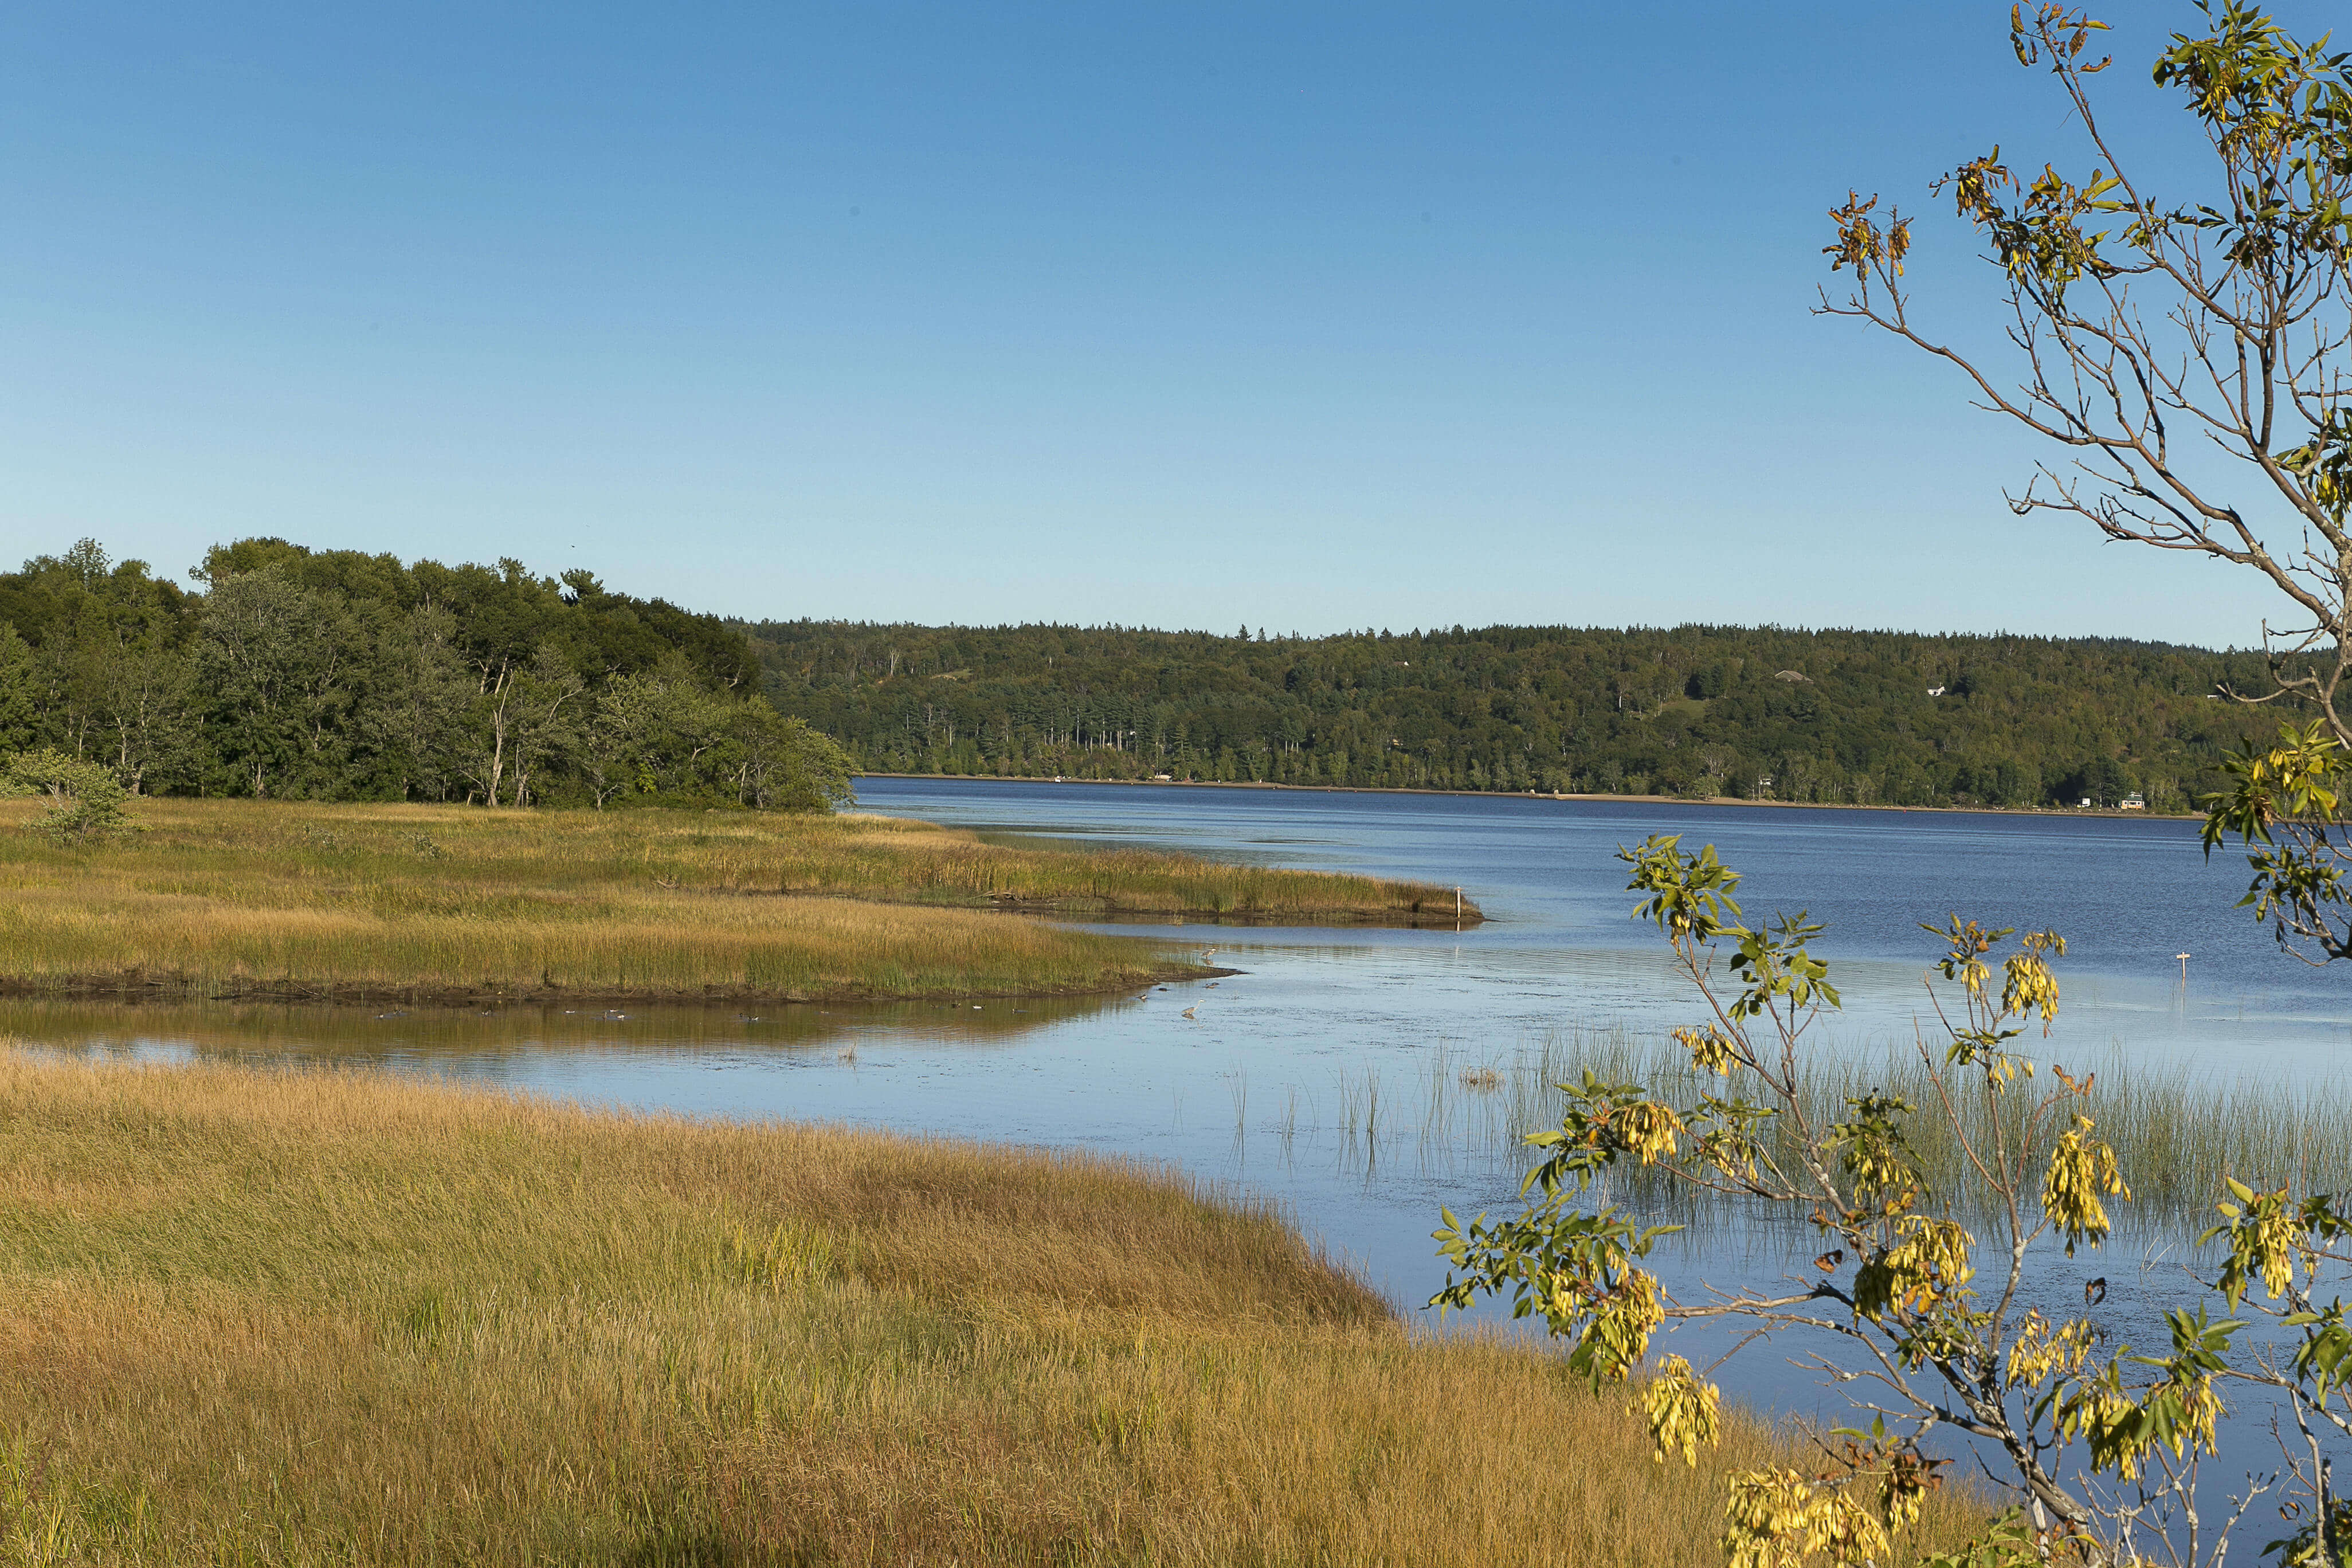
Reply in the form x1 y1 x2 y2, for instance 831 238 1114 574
1181 1006 1197 1020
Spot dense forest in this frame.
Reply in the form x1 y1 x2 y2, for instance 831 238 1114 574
0 538 848 808
743 620 2294 812
0 534 2296 815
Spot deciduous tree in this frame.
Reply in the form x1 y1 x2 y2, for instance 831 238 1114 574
197 566 355 798
1821 1 2352 958
1437 835 2349 1566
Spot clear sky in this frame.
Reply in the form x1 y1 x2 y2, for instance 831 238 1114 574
0 3 2328 645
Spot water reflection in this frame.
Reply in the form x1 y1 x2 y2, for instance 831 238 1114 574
0 990 1116 1071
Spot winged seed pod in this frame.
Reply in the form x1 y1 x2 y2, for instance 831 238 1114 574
2044 1115 2129 1256
1640 1355 1722 1467
2056 1370 2147 1481
2167 1374 2224 1465
1823 191 1894 277
2005 1310 2098 1390
1573 1268 1665 1383
1674 1024 1739 1075
1613 1100 1686 1165
1723 1469 1891 1568
1878 1448 1938 1531
2208 1178 2298 1306
1854 1216 1976 1322
1924 914 2008 997
2064 1375 2221 1484
2001 950 2061 1033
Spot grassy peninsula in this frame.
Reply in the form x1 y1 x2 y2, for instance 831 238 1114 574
0 1050 1984 1564
0 798 1473 1006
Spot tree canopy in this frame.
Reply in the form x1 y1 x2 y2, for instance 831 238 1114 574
0 538 850 810
746 617 2278 811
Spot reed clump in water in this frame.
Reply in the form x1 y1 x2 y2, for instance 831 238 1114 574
0 1049 1983 1565
0 798 1466 1003
1507 1028 2352 1237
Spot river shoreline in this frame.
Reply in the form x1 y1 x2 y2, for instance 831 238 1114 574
852 771 2198 820
0 961 1242 1012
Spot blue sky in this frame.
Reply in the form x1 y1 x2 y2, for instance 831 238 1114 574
0 3 2324 644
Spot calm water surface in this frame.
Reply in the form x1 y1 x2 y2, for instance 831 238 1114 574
14 779 2349 1437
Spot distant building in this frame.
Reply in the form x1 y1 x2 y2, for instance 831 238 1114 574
2119 792 2146 810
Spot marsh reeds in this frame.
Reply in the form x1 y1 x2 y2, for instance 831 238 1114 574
0 798 1464 1005
0 1049 1984 1565
1484 1027 2352 1239
1225 1028 2352 1246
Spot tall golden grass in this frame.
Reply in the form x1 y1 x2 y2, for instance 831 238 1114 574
0 1049 1982 1565
0 799 1466 1003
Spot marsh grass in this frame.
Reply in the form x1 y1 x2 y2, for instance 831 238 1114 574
1241 1030 2352 1248
1476 1028 2352 1240
0 1049 1984 1565
0 798 1463 1004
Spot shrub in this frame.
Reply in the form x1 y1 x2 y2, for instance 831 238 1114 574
3 749 139 845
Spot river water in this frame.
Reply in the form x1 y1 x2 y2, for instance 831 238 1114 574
9 778 2347 1444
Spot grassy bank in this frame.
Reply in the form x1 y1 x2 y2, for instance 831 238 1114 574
0 799 1469 1005
818 809 1476 923
0 1050 1981 1565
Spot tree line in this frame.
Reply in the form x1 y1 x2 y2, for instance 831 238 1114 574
1 534 2295 815
743 618 2286 810
0 538 849 809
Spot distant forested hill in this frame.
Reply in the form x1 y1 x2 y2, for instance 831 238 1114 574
0 528 2291 815
742 620 2291 811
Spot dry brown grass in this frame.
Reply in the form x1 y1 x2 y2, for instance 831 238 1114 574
0 799 1373 1006
0 1049 1985 1565
0 797 1469 1005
